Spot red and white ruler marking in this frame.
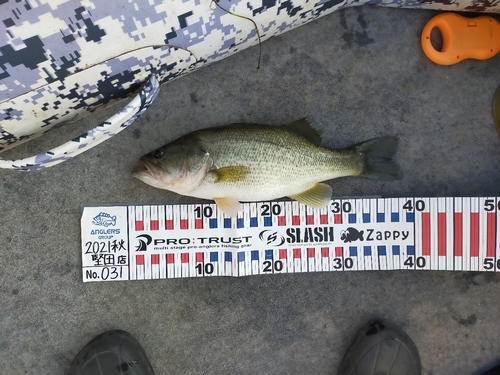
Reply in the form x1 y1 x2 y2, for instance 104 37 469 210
80 197 500 282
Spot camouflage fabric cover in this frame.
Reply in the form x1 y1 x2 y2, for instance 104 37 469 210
1 0 499 170
0 75 159 170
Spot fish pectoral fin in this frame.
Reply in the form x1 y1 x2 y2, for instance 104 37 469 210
213 166 249 183
214 197 243 217
289 183 332 209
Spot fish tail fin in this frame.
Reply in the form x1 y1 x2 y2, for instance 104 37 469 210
359 230 364 241
356 136 400 180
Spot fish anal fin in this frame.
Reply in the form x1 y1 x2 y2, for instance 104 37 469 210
213 166 249 183
281 118 322 145
289 183 332 209
214 197 243 217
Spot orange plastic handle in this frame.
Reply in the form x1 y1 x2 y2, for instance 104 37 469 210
421 13 500 65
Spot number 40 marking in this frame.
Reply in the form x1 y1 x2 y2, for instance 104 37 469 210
404 256 426 268
402 200 426 211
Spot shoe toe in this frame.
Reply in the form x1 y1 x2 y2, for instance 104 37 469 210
338 321 421 375
68 330 155 375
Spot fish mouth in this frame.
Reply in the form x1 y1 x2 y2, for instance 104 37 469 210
133 157 162 181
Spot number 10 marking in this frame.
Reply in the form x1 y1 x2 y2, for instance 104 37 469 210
195 263 214 275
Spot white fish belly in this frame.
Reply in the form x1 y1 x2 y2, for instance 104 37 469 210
192 164 351 202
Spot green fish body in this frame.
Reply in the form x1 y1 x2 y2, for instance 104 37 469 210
134 120 399 215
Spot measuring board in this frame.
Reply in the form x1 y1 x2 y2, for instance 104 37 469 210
81 197 500 282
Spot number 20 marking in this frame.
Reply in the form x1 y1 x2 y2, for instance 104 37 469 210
263 260 283 272
261 204 282 216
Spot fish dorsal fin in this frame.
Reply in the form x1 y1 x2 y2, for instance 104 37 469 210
289 183 332 209
281 118 322 145
212 166 249 183
214 197 243 217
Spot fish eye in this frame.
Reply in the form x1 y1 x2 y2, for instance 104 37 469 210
153 149 164 159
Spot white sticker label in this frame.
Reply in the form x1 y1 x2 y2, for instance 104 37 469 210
81 206 129 282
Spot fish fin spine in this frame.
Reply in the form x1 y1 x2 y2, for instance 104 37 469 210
214 197 243 217
289 183 332 209
280 118 322 145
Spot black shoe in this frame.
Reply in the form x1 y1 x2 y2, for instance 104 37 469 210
68 330 155 375
481 364 500 375
338 320 421 375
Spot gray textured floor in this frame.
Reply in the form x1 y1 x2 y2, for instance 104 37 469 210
1 5 500 375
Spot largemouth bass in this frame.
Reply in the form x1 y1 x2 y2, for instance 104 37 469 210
134 119 399 216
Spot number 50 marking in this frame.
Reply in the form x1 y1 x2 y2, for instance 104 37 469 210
483 258 500 270
484 199 500 212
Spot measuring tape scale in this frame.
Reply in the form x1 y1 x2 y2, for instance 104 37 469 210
80 197 500 282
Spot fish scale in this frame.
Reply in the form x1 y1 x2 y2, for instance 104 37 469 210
196 132 355 200
133 121 395 214
81 197 500 282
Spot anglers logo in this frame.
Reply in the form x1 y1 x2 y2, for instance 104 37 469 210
135 234 152 251
92 212 117 227
340 227 364 243
259 230 285 247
